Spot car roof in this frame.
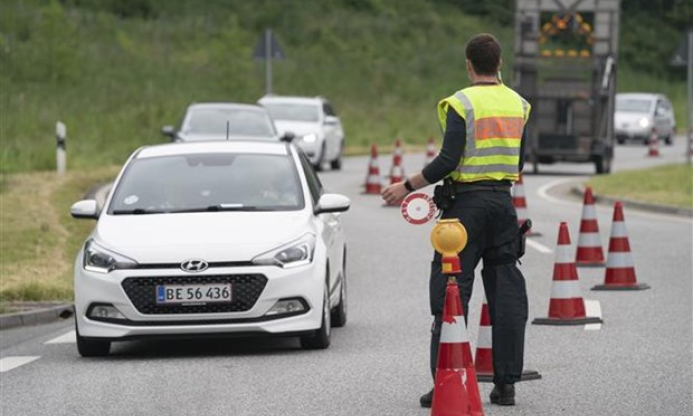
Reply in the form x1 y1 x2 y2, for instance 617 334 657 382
258 95 325 105
616 93 664 101
187 102 269 112
135 141 290 159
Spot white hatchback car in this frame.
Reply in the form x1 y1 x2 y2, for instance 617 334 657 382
71 141 350 356
615 93 677 145
258 95 345 171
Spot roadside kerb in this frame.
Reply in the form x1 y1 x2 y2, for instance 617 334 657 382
0 304 74 330
571 185 693 217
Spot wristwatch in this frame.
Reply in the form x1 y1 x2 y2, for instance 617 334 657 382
403 178 415 193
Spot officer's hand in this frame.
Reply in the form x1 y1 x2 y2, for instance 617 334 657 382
381 182 409 206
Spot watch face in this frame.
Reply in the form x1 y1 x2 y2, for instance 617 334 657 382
401 193 436 225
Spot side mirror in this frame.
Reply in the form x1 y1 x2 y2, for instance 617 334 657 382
323 116 338 126
314 193 350 215
71 200 99 220
161 125 176 139
281 131 296 142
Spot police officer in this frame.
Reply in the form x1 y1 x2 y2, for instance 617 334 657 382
382 33 530 407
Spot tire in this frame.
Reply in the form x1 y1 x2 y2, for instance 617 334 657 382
617 138 625 145
76 322 111 357
594 155 611 175
665 135 672 145
314 143 326 172
330 252 347 327
300 284 331 350
330 141 344 170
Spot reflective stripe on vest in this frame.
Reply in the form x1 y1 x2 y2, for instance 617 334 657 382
437 85 530 182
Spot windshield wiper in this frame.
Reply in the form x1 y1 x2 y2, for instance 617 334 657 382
206 204 262 211
112 208 166 215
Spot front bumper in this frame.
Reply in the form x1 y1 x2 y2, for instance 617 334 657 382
615 128 650 143
74 256 325 341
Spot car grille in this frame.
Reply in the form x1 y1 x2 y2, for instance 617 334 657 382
122 274 267 315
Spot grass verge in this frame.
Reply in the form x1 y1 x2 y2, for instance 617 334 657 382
586 163 693 208
0 166 120 301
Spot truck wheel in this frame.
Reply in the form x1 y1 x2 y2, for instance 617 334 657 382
532 160 539 174
595 156 611 175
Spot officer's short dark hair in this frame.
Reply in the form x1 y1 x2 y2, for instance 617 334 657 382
465 33 501 76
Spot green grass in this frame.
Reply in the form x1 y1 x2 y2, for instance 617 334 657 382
0 166 120 301
587 163 693 208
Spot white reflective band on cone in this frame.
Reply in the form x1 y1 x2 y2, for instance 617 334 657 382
581 206 597 220
577 233 602 247
554 245 573 263
610 222 628 238
513 187 525 197
477 326 492 348
440 316 470 343
515 207 528 218
367 175 379 182
606 252 635 268
550 280 581 299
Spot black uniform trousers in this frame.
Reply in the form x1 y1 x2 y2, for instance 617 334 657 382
429 187 528 385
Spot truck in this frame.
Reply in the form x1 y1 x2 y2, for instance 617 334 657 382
513 0 621 174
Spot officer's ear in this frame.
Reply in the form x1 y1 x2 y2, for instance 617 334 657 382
465 59 474 79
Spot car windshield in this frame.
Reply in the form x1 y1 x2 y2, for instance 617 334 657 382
616 99 652 113
263 103 320 122
109 153 304 213
182 107 276 137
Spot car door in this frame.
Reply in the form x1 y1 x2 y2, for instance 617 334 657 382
299 153 342 300
322 102 342 161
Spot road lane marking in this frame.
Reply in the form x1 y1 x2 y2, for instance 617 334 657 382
584 300 602 331
45 330 76 344
0 356 40 373
526 239 553 254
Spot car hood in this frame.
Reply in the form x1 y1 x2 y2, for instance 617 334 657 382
177 133 278 142
94 211 312 263
272 120 320 137
614 112 650 125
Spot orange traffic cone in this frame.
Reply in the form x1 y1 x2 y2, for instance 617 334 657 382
425 136 437 167
431 277 484 416
647 128 660 157
363 144 382 195
474 294 541 383
592 202 650 290
575 187 605 267
512 174 540 236
533 222 603 325
390 138 405 185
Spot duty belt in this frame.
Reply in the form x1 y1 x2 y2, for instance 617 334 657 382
453 183 512 194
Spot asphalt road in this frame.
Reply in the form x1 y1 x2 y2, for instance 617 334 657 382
1 138 691 416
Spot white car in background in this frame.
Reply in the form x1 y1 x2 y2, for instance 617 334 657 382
70 141 350 356
259 95 345 170
614 93 677 145
161 102 294 142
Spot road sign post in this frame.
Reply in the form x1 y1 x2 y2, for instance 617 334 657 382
253 29 285 95
672 30 693 164
56 121 66 175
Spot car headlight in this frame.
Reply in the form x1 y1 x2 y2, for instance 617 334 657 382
252 233 316 268
638 118 650 128
83 239 138 274
302 134 317 143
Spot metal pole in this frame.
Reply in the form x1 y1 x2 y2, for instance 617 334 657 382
687 30 692 165
265 29 272 95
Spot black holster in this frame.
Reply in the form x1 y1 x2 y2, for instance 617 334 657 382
517 219 532 259
433 178 456 212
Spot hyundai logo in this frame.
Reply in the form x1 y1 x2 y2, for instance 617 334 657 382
181 259 209 273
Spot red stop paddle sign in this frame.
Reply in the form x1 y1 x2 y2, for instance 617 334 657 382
400 192 436 225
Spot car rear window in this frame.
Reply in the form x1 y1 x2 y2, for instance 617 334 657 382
182 108 276 137
616 99 652 113
109 153 304 214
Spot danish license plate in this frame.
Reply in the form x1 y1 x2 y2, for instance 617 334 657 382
156 284 232 304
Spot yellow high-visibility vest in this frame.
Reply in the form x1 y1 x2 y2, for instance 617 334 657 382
437 84 531 183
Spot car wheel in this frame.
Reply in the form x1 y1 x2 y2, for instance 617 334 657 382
594 155 611 175
330 141 344 171
300 283 331 349
617 138 625 145
76 321 111 357
314 143 326 172
665 135 672 145
331 252 347 327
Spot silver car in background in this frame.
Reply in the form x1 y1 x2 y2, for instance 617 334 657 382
614 93 677 145
161 102 293 142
